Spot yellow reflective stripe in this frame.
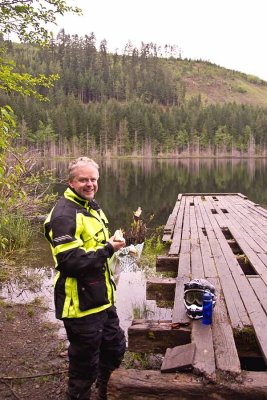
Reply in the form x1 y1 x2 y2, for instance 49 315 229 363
53 271 60 287
62 277 73 318
53 240 83 256
71 278 79 316
61 272 114 318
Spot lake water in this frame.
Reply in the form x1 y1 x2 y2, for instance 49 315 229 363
1 158 267 339
43 157 267 231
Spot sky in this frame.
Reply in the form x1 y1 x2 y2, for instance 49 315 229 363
54 0 267 81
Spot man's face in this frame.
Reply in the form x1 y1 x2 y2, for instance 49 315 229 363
69 165 99 200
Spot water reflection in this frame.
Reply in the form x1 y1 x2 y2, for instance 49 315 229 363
41 158 267 231
0 264 172 341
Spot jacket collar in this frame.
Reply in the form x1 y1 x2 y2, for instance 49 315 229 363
64 187 100 211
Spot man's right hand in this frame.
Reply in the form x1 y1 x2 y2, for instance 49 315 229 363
108 236 126 252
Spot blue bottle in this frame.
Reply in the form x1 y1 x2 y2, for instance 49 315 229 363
202 290 213 325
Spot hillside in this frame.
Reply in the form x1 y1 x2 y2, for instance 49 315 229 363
174 59 267 106
2 37 267 156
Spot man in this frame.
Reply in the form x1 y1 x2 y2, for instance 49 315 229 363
44 157 126 400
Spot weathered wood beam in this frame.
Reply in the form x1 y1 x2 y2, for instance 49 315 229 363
109 369 267 400
192 320 216 381
146 277 176 301
156 256 179 272
209 277 241 378
172 276 190 325
128 319 191 354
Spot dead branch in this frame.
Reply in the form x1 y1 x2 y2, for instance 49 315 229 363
0 369 68 380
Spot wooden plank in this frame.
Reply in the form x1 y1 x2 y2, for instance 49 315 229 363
172 276 190 325
177 239 191 277
225 195 267 229
161 343 196 373
109 370 267 400
237 193 248 199
218 196 267 250
240 292 267 364
191 319 216 381
168 196 186 255
226 226 267 284
190 198 205 278
204 198 267 363
248 276 267 314
196 195 216 239
128 320 191 354
200 197 250 330
156 256 179 273
209 277 241 378
162 195 183 241
203 216 267 363
194 196 218 278
182 193 238 196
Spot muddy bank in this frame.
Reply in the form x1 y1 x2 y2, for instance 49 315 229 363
0 302 68 400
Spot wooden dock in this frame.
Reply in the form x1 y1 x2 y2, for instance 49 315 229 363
110 193 267 399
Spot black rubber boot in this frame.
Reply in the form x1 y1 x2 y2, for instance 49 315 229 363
66 379 92 400
65 389 91 399
96 369 112 400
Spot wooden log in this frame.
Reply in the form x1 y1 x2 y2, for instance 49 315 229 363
127 320 191 354
156 256 179 273
109 369 267 400
146 277 176 301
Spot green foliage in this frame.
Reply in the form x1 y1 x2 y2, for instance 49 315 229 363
0 1 76 255
141 226 168 269
233 84 247 94
1 28 267 156
125 212 149 245
0 211 34 254
214 125 233 150
0 0 81 45
122 351 151 370
0 47 59 100
132 302 153 319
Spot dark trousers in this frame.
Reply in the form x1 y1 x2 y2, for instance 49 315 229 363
63 305 126 399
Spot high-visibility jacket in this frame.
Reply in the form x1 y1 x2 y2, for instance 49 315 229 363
44 187 115 319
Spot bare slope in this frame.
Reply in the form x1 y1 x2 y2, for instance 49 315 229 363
174 59 267 106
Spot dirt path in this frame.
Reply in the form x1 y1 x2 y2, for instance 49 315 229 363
0 302 68 400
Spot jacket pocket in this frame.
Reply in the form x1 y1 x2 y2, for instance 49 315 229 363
77 277 109 311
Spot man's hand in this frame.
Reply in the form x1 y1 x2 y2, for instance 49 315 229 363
108 235 126 252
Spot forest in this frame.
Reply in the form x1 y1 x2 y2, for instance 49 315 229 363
1 30 267 157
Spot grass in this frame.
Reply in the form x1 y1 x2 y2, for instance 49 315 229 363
0 212 36 256
122 351 163 370
140 225 169 270
132 301 154 320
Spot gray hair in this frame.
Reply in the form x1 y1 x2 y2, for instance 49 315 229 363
68 157 99 181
